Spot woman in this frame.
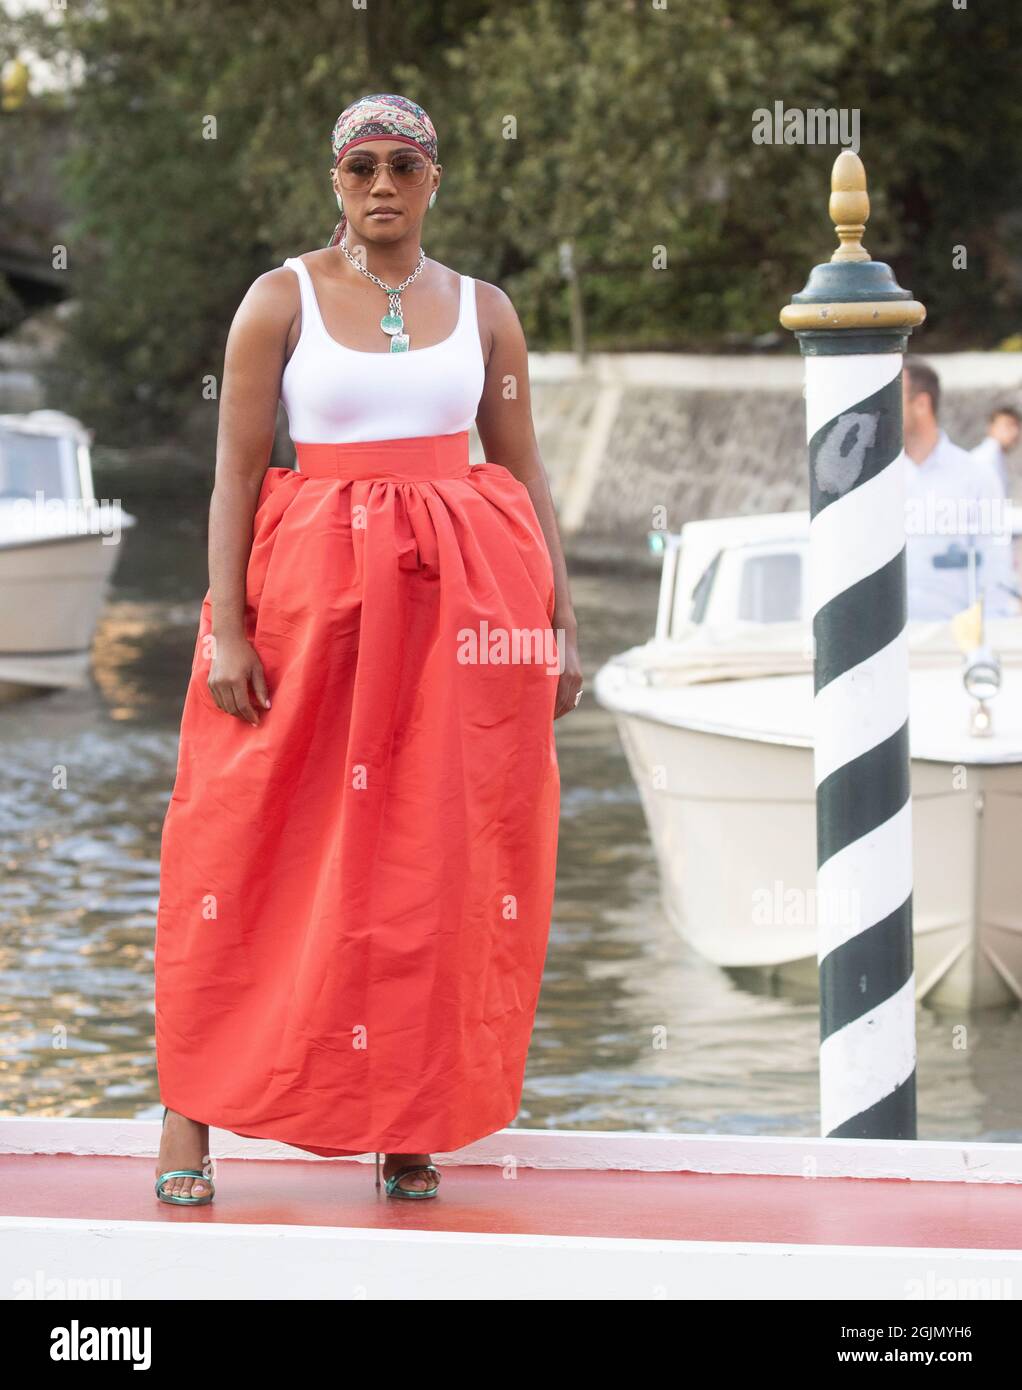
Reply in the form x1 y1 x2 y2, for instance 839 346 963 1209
153 93 581 1202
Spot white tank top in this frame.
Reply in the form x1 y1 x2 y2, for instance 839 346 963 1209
279 256 486 446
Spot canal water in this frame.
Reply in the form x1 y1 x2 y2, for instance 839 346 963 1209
2 467 1021 1143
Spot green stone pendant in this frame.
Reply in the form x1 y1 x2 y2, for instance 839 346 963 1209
380 312 403 335
390 333 410 353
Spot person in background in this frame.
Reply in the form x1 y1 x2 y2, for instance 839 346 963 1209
900 359 1019 620
970 404 1021 496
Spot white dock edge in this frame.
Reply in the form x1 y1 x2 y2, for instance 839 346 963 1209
4 1120 1022 1299
4 1217 1020 1301
3 1116 1022 1183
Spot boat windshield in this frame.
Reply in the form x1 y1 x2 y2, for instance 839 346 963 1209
687 544 804 626
689 550 721 624
0 428 70 503
738 551 802 622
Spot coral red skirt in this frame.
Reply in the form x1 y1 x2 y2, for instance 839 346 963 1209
154 430 560 1157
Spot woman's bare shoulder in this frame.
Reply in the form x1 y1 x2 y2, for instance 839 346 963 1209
250 260 305 299
472 278 523 361
472 277 515 313
231 262 304 335
283 247 334 273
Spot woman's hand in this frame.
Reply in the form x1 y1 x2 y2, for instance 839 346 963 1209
553 625 583 720
207 631 270 726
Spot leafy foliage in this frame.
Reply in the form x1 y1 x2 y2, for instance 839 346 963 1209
2 0 1020 441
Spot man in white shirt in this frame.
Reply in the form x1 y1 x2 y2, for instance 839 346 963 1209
900 359 1019 621
970 405 1020 495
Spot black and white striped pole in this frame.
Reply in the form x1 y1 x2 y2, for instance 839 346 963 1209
780 152 926 1139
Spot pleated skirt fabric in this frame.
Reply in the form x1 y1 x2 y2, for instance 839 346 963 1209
154 430 560 1157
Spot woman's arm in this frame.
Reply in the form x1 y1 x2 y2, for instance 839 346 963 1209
474 281 582 719
205 269 297 725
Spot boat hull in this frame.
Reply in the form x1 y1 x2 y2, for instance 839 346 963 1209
611 710 1022 1011
0 530 126 692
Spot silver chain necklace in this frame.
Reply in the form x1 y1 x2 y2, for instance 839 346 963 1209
338 235 426 353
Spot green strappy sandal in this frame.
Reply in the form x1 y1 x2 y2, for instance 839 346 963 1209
155 1105 215 1206
375 1150 441 1199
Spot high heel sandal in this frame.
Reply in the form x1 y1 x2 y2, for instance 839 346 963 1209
155 1104 216 1206
375 1150 441 1199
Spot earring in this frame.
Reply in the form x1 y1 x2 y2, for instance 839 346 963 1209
335 191 344 212
428 190 437 209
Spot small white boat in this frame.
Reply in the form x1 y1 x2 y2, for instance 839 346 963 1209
594 510 1022 1012
0 409 135 695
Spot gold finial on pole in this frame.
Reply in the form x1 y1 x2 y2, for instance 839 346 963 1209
780 147 924 336
829 151 870 263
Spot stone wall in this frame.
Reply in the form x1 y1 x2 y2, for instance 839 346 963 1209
520 353 1022 567
4 328 1021 574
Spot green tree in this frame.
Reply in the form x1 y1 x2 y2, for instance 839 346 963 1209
2 0 1020 443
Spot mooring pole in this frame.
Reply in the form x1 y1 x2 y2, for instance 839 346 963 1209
780 152 926 1139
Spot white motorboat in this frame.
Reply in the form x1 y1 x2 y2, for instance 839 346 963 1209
0 409 135 695
594 510 1022 1011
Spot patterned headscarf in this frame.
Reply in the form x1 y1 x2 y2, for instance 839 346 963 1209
327 93 438 248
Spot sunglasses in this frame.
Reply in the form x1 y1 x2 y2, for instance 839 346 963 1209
336 151 437 190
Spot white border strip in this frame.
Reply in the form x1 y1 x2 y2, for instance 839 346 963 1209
3 1119 1021 1185
815 799 914 957
3 1218 1020 1301
809 458 906 617
820 976 918 1137
804 353 903 443
813 629 910 786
